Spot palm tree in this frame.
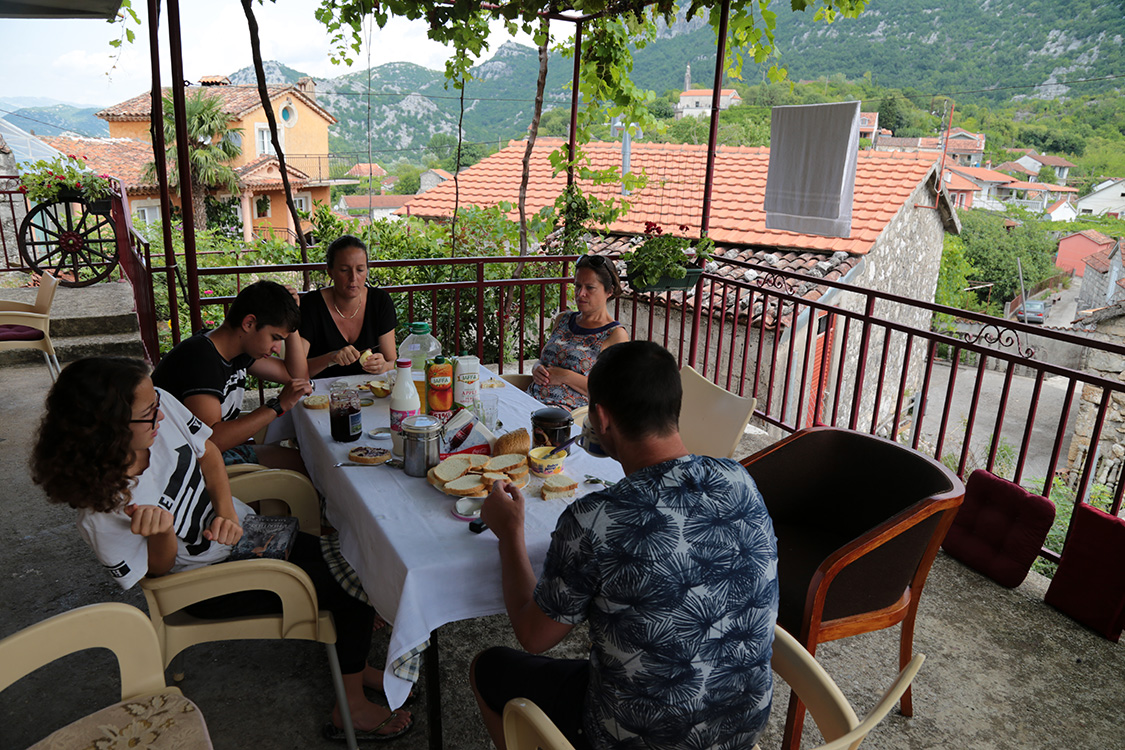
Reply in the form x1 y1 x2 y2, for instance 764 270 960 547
145 89 242 231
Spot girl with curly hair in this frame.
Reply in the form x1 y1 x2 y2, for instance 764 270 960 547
31 357 413 742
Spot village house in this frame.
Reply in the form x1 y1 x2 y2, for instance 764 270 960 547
873 127 985 167
1077 237 1125 312
1077 178 1125 218
1010 149 1077 184
401 138 958 431
947 165 1019 210
857 111 879 142
335 193 410 221
419 168 454 193
1070 301 1125 492
1044 197 1078 222
1057 229 1116 277
676 89 742 119
93 76 336 242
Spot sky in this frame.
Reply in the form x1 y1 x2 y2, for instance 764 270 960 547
0 0 534 110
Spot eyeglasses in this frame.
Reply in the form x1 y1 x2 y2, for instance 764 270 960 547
130 392 161 428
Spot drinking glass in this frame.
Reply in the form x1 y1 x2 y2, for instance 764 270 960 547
478 393 499 432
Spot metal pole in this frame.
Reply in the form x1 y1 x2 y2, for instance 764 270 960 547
567 20 582 188
166 0 202 332
1017 256 1028 317
147 0 180 347
689 0 730 369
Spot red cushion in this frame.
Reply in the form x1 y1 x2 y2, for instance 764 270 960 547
942 470 1055 588
1045 502 1125 642
0 324 44 342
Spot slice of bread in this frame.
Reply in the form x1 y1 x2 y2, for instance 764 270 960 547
542 487 576 501
467 454 491 469
509 472 530 490
348 446 392 465
505 465 530 482
487 454 528 473
480 472 509 487
444 474 486 496
543 474 578 493
427 467 446 490
303 394 330 410
434 456 472 483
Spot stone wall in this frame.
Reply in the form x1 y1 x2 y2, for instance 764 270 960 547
1067 314 1125 496
0 136 27 269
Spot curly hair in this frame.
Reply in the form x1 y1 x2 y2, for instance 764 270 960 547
30 357 151 512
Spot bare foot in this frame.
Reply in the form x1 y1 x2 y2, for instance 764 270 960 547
362 664 386 692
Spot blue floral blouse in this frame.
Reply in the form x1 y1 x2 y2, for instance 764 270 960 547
527 311 623 410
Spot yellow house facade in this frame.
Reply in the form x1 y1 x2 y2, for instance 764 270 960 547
96 77 335 242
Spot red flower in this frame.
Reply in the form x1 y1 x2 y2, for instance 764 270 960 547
17 185 27 193
68 154 76 159
75 183 82 188
679 224 690 232
81 155 89 160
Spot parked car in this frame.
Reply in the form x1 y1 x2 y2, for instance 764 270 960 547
1017 299 1047 324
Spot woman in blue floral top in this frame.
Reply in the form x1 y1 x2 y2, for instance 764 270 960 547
528 256 629 410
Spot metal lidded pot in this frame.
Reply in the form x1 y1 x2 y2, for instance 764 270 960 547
531 407 574 448
402 414 444 477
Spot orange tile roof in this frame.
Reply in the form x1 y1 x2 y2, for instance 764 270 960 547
1029 153 1077 168
949 165 1015 184
40 135 158 194
1046 198 1069 213
1003 181 1078 193
995 161 1036 175
340 194 410 209
1085 247 1114 274
96 85 336 125
400 138 937 257
941 170 977 192
680 89 739 98
235 156 309 189
346 163 387 178
1073 229 1116 246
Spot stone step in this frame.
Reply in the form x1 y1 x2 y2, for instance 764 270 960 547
0 278 141 337
0 330 146 368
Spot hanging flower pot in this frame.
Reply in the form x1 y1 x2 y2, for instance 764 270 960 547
622 222 714 293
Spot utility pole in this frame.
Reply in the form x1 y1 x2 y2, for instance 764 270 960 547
1017 257 1028 318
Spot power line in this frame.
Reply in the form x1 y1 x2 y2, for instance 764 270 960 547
0 106 106 140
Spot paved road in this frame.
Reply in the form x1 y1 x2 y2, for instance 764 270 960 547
913 360 1080 491
1045 274 1082 327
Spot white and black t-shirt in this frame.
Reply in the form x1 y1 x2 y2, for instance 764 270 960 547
77 389 253 590
151 331 255 422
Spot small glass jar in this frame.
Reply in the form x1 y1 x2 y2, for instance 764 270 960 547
329 389 362 442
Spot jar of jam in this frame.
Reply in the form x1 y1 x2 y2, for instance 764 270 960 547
330 389 362 442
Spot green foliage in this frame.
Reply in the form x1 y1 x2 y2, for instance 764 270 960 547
18 154 113 204
204 196 242 239
1030 476 1115 578
1036 165 1058 185
621 222 714 289
934 234 986 322
957 210 1059 304
424 134 493 173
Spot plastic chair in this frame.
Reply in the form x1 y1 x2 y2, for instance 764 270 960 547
500 372 533 391
679 365 757 458
570 405 589 429
225 462 269 477
228 468 321 536
139 470 353 748
0 271 61 380
503 625 924 750
766 624 925 750
503 697 576 750
741 427 963 750
0 602 213 749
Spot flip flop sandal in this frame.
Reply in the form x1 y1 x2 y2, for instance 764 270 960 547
322 711 414 743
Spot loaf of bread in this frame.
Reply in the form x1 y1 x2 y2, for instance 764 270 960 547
493 428 530 456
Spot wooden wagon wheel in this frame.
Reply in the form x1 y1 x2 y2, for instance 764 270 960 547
17 197 119 287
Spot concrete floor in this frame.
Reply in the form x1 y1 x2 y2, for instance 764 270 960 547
2 360 1124 750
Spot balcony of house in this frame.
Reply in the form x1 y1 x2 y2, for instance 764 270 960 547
3 185 1124 750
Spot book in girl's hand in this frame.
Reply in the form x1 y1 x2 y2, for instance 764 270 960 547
227 514 300 561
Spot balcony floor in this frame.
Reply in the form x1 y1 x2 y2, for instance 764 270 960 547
2 362 1122 750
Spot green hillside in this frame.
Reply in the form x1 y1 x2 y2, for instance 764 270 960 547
5 104 108 138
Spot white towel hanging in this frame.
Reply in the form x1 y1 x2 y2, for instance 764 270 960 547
764 101 861 238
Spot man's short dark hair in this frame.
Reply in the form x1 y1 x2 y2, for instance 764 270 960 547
223 280 300 332
588 341 681 440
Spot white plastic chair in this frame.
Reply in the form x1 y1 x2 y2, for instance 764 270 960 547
679 365 757 458
0 602 213 749
0 271 61 380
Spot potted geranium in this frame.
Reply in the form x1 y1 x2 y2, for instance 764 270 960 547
19 154 114 215
623 222 714 292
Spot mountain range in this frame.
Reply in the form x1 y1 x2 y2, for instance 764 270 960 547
5 0 1122 164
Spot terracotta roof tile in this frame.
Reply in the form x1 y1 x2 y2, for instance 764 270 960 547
340 194 410 209
1075 229 1116 246
995 161 1036 176
1003 180 1078 193
1085 248 1113 274
96 85 336 125
40 135 157 194
949 165 1015 184
346 163 386 178
1029 153 1077 168
401 138 935 258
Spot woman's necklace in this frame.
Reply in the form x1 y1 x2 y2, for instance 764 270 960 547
332 295 361 320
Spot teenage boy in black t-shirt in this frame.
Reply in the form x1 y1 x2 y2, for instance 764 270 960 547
153 280 312 471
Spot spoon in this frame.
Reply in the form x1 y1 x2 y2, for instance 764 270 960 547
334 459 404 469
546 434 581 457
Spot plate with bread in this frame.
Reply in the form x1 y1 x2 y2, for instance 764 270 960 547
426 449 579 520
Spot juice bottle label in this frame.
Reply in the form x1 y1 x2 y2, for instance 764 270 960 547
426 358 455 414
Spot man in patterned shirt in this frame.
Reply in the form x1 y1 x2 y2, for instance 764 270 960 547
473 340 778 750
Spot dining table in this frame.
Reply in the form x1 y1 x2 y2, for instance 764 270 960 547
286 371 625 734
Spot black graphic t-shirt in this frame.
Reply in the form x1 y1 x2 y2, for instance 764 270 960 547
77 390 252 590
152 331 255 422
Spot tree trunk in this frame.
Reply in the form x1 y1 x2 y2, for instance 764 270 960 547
191 174 208 231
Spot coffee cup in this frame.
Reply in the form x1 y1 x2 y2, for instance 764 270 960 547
577 419 609 459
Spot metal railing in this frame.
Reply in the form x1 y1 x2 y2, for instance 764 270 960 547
179 252 1125 546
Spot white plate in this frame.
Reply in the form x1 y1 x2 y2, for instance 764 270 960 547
332 375 372 390
368 427 392 439
452 497 484 520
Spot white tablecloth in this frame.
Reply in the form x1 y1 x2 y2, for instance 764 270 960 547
291 373 624 709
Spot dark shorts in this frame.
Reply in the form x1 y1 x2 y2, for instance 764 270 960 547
474 647 592 750
222 444 258 465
